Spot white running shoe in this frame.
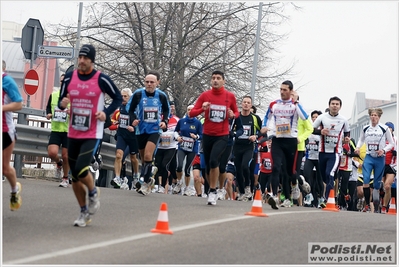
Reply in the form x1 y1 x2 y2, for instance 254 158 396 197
173 180 183 194
74 211 91 227
111 177 122 188
59 178 68 188
207 191 217 205
120 177 129 190
280 199 292 208
217 188 227 200
157 185 165 193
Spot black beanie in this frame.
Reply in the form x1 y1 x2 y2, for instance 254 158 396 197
79 44 96 62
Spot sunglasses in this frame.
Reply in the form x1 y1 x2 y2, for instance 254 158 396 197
145 81 156 84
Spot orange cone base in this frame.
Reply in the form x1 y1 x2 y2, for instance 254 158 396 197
245 211 268 217
322 207 339 212
151 228 173 235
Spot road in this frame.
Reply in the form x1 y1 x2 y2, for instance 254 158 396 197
2 178 397 265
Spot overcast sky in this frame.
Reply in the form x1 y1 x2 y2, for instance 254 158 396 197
2 1 398 119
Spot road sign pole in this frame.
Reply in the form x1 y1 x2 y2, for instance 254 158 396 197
27 25 38 108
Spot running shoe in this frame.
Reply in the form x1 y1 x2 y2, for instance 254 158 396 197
362 205 370 213
280 199 292 208
137 182 151 195
10 182 22 211
291 184 300 200
173 179 183 194
111 177 122 188
244 186 253 201
266 194 278 210
357 198 364 211
88 188 100 215
207 191 218 205
74 211 91 227
217 188 227 200
381 206 387 214
299 175 311 194
59 178 69 188
304 193 314 206
157 185 165 193
120 177 129 190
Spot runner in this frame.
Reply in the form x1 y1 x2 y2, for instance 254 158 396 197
312 96 350 208
58 44 122 226
127 71 170 195
174 105 203 196
189 70 239 205
111 88 139 189
2 60 23 211
260 81 309 208
354 108 395 212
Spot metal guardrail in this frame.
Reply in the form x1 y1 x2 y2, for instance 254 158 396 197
12 107 133 185
14 124 132 175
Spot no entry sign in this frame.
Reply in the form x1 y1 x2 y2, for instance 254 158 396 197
24 69 39 95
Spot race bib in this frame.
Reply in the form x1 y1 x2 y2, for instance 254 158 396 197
53 107 68 122
119 114 130 128
71 108 91 131
209 104 226 123
263 158 272 170
367 142 378 152
275 118 291 137
325 135 338 148
239 125 251 139
160 133 173 146
181 136 194 152
143 107 158 123
340 155 348 167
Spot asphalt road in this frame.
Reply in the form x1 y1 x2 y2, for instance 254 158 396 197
2 178 397 265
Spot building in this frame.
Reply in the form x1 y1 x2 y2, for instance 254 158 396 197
2 21 64 110
349 92 397 142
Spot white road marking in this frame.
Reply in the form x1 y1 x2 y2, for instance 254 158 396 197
4 209 320 264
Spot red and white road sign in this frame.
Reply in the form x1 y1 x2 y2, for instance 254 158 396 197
24 69 39 95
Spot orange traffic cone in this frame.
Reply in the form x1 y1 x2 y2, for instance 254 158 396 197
323 190 339 212
387 197 397 215
151 202 173 234
245 190 268 217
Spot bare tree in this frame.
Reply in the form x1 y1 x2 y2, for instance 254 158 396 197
47 2 295 117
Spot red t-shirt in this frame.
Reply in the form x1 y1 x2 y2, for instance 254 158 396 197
189 87 239 136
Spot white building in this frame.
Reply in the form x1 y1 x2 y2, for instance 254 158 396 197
349 92 397 142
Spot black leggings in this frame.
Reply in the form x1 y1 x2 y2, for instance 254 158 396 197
234 145 254 194
202 134 228 175
259 172 272 194
303 159 323 205
176 149 196 177
270 137 298 198
154 148 176 187
219 145 233 174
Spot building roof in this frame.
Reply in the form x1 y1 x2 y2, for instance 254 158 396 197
2 40 27 73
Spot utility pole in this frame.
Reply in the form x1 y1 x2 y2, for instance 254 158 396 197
74 2 83 69
250 2 263 101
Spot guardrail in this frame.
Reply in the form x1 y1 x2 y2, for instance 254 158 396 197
12 107 132 187
14 123 132 174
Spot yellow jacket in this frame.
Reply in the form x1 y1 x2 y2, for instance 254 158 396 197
297 117 314 151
